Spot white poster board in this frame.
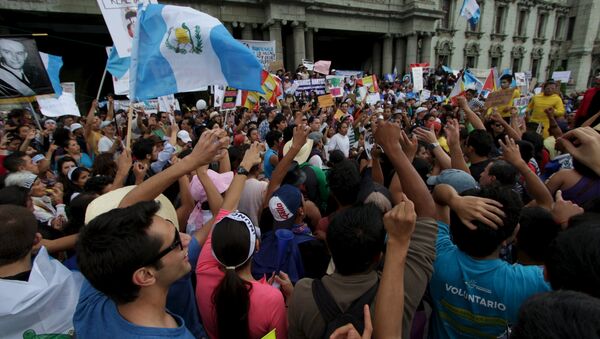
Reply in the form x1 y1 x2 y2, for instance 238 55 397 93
412 67 424 91
36 93 81 117
551 71 571 82
239 40 276 70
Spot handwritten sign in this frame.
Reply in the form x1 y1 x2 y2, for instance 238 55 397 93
551 71 571 83
412 67 424 91
484 88 514 108
318 94 334 108
239 40 276 70
326 75 345 97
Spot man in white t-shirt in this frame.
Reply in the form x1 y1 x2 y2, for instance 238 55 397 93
327 121 350 158
97 121 121 154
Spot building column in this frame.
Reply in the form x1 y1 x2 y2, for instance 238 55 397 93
382 34 393 75
394 36 406 75
569 52 593 91
292 21 306 68
372 40 382 76
405 34 418 71
268 20 284 62
305 28 314 61
241 23 253 40
420 34 433 65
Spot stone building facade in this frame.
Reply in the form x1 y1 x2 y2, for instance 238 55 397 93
1 0 598 91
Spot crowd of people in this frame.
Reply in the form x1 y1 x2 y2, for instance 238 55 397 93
1 64 600 339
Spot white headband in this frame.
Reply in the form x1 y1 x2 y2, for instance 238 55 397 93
211 211 260 270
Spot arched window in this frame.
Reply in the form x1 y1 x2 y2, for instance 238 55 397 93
464 42 480 68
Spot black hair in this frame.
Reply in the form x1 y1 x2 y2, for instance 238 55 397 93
2 151 27 172
270 114 286 130
64 192 98 235
91 153 117 177
328 159 361 207
545 221 600 298
511 290 600 339
488 159 518 186
77 201 163 304
265 130 282 148
327 203 386 275
450 186 523 257
0 205 38 266
0 186 30 207
499 74 514 82
516 207 560 263
84 175 114 195
515 140 534 163
211 216 253 339
132 138 154 160
53 128 71 148
521 131 544 164
466 130 493 157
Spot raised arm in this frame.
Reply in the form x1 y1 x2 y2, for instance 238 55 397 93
490 111 522 141
196 165 223 217
445 119 471 174
457 96 485 131
119 129 229 207
499 136 553 210
221 142 262 212
84 99 98 140
374 122 435 218
106 96 115 122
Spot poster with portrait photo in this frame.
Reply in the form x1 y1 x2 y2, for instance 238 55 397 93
0 37 53 101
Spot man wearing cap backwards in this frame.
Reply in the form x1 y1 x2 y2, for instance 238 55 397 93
527 79 565 138
74 129 229 338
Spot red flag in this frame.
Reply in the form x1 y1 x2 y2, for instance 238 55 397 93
482 69 497 92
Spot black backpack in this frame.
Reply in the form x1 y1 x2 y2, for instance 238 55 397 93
311 278 379 339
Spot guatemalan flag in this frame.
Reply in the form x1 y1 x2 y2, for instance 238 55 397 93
129 4 263 100
39 52 63 97
460 0 481 30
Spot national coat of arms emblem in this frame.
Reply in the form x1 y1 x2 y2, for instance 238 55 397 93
165 23 203 54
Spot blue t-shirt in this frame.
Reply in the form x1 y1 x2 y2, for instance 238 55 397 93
263 148 278 179
428 221 551 339
74 280 195 339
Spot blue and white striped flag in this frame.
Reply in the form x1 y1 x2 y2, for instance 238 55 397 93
463 70 483 92
460 0 481 30
39 52 63 96
129 4 263 100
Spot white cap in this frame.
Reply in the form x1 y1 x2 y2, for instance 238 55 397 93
70 123 83 132
177 130 192 143
415 107 428 115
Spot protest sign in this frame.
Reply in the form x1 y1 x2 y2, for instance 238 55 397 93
410 63 430 72
421 89 431 100
36 92 81 117
513 96 531 107
111 99 158 114
157 94 180 112
0 38 53 103
514 72 527 86
412 67 424 91
366 93 380 106
551 71 571 82
334 109 345 121
60 82 75 95
302 59 314 71
335 70 363 78
362 75 379 93
96 0 157 57
484 88 514 108
325 76 345 97
294 79 326 96
318 94 334 108
313 60 331 75
239 40 276 70
222 87 239 109
213 86 224 108
357 86 368 101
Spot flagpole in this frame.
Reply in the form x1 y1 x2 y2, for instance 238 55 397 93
27 101 43 131
96 62 109 102
126 104 134 149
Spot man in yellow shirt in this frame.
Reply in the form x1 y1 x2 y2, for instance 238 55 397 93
527 80 565 138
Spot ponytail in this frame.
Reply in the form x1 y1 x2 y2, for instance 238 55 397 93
213 268 251 339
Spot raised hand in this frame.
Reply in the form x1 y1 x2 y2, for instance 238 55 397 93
383 194 417 243
452 196 505 230
498 136 523 166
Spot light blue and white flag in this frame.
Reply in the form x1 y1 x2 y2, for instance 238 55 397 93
442 65 454 74
107 46 130 79
39 52 63 96
460 0 481 30
129 4 263 100
463 69 483 92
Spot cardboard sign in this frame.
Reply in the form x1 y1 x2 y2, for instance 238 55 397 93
484 88 514 108
334 109 345 121
268 60 284 73
302 59 314 71
318 94 334 108
551 71 571 82
313 60 331 75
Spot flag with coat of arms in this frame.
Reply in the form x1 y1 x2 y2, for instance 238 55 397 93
129 4 263 100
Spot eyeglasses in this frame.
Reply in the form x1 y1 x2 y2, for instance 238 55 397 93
145 225 182 266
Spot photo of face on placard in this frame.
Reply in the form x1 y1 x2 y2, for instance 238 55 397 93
0 37 53 99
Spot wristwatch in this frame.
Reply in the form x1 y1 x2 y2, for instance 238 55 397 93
237 165 250 176
428 142 440 150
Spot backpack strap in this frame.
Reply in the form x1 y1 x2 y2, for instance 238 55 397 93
312 279 342 324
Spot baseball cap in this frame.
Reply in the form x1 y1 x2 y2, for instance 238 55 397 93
177 130 192 143
426 169 479 194
100 120 114 129
85 186 179 228
268 184 302 229
70 123 83 133
415 107 428 115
